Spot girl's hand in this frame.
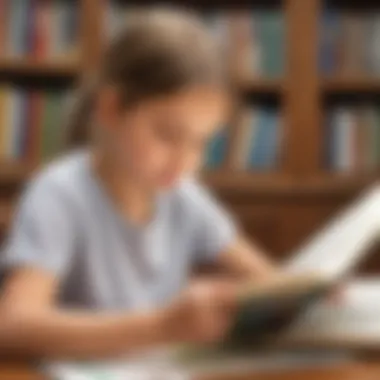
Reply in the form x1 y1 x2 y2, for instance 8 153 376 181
161 280 239 345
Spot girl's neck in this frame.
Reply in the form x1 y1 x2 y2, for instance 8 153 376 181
91 149 155 226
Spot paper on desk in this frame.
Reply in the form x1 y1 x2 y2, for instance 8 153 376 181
45 347 352 380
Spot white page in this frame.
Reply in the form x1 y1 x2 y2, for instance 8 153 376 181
284 184 380 280
282 278 380 344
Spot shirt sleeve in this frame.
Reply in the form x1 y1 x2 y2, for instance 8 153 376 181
181 179 237 264
1 177 77 278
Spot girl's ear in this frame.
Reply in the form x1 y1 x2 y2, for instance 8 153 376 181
94 86 123 130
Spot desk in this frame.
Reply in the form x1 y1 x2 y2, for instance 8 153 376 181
1 362 380 380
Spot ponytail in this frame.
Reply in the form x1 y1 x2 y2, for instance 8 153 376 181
64 78 98 149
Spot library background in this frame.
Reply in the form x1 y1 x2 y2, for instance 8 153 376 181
0 0 379 271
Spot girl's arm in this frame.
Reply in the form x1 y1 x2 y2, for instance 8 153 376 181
0 267 237 359
217 235 276 280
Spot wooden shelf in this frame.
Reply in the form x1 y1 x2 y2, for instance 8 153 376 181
322 77 380 93
204 172 379 197
0 203 13 230
0 162 34 184
237 77 284 94
0 59 80 78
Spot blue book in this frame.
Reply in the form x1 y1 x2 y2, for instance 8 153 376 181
319 10 340 75
249 109 278 170
205 128 227 169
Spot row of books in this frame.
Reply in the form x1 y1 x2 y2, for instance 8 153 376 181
325 106 380 172
0 87 70 163
0 0 79 60
205 107 282 170
105 2 285 79
320 10 380 76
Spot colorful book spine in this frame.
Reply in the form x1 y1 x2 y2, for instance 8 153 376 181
248 108 281 170
326 104 380 172
319 10 340 75
257 11 285 78
1 0 77 59
205 128 228 169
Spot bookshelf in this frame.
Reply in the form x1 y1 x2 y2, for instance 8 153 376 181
1 0 380 267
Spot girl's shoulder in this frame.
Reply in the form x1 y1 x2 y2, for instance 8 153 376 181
23 150 90 203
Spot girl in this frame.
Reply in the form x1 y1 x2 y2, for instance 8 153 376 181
0 8 273 359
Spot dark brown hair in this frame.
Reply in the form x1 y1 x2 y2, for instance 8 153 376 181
65 7 226 148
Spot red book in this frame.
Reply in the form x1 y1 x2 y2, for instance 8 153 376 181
26 91 44 163
33 0 50 59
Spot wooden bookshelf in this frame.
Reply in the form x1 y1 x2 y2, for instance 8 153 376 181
0 0 379 261
0 60 80 78
323 77 380 93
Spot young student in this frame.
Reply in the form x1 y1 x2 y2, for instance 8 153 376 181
0 9 274 359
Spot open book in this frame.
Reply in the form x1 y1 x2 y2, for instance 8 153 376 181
219 182 380 349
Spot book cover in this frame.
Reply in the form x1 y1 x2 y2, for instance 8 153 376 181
6 0 24 57
366 14 380 76
26 91 44 163
339 13 366 75
41 91 64 162
235 107 257 170
332 107 355 172
205 127 228 169
319 10 340 75
0 0 10 57
248 108 279 170
9 88 24 160
33 0 50 59
0 87 9 159
257 10 285 78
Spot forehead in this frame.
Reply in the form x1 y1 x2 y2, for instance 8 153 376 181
140 86 229 120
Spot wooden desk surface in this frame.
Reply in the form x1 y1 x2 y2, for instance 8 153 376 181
2 361 380 380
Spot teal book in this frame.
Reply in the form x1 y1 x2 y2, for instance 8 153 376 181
205 128 228 169
249 109 279 170
257 10 285 78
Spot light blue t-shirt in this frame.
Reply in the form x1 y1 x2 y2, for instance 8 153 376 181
1 151 236 311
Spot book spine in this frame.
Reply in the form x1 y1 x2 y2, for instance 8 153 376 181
205 128 227 169
258 10 285 78
249 109 267 170
0 0 9 57
235 107 256 170
25 0 35 57
34 0 49 59
10 88 22 159
0 87 8 159
319 10 340 75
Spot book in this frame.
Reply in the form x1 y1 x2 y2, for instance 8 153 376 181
326 104 380 172
205 128 228 169
282 278 380 347
1 0 78 59
199 183 380 350
257 10 285 78
248 108 280 170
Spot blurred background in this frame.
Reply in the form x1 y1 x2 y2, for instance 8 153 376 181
0 0 380 272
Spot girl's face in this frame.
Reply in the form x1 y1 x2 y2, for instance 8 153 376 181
97 86 229 190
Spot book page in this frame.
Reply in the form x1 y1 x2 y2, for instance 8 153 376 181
284 184 380 280
282 278 380 345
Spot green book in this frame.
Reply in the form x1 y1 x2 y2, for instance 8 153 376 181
257 10 285 78
41 91 64 162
